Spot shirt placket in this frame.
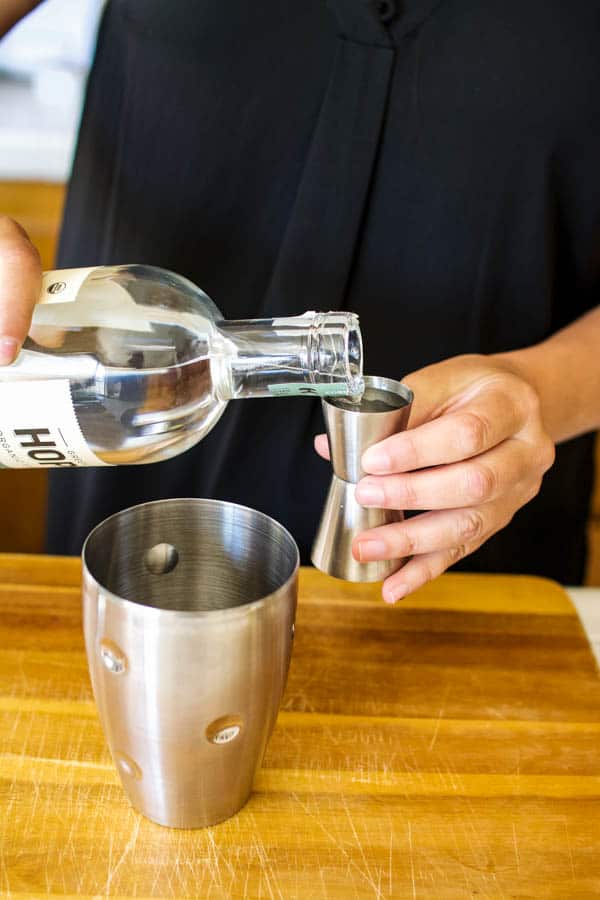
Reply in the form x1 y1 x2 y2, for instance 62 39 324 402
262 0 397 314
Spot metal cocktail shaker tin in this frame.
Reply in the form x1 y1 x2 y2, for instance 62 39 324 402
82 498 298 828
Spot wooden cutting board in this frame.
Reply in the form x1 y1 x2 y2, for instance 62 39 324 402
1 555 600 898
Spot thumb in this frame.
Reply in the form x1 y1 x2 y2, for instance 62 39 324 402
401 366 451 429
402 355 487 428
313 433 330 460
0 216 42 364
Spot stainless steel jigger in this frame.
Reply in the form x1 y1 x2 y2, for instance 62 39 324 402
311 375 413 582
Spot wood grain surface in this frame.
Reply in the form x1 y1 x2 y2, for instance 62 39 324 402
1 557 600 898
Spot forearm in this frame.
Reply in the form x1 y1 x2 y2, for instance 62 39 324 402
0 1 42 38
494 305 600 444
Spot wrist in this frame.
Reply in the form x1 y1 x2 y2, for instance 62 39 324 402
491 342 576 444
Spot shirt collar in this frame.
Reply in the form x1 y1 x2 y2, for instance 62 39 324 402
327 0 446 48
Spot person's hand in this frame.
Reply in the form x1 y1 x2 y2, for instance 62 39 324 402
314 354 555 602
0 216 42 364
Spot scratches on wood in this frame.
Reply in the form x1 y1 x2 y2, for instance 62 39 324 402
406 821 417 900
2 562 600 896
511 822 520 874
563 816 577 882
428 684 451 753
103 816 141 896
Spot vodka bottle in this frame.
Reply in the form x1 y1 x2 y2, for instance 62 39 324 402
0 265 363 468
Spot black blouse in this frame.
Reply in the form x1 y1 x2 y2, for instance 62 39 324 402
49 0 600 583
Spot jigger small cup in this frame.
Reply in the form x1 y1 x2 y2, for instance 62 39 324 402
312 376 413 582
82 498 298 828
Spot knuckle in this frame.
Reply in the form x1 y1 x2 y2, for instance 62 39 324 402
415 558 436 585
403 530 421 557
0 214 16 232
518 381 542 421
401 431 421 469
448 545 467 564
458 411 489 456
500 509 516 530
523 436 555 481
396 476 418 508
0 223 39 267
526 477 544 502
457 509 485 542
26 240 41 268
539 438 556 473
466 462 497 502
0 215 27 243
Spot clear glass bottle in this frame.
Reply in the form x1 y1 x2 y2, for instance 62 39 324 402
0 265 363 467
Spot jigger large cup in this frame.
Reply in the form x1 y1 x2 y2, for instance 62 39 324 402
312 376 413 582
82 498 298 828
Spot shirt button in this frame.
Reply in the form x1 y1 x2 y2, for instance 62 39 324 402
371 0 397 23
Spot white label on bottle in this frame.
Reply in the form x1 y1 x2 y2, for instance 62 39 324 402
39 268 98 305
268 382 352 397
0 380 109 468
34 271 156 334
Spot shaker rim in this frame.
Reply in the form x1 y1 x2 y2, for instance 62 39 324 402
81 496 300 619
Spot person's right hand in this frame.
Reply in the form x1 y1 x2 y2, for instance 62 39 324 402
0 216 42 365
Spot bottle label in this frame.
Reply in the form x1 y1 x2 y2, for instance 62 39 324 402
268 382 352 397
39 268 98 305
0 380 109 468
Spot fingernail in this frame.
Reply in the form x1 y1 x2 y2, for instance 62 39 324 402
384 583 409 604
355 482 385 507
356 539 387 561
0 337 19 365
314 433 327 452
362 446 392 474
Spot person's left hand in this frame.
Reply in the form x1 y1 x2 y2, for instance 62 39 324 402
314 354 555 603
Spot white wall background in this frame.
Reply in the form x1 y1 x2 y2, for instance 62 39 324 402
0 0 105 181
0 0 104 76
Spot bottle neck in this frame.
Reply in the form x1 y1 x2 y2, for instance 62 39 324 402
212 312 363 401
